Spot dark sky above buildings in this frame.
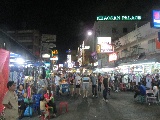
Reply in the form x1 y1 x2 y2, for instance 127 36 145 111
0 0 159 63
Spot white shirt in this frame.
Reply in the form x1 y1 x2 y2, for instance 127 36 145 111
111 75 115 81
75 75 81 85
135 76 140 85
55 75 60 85
146 76 152 88
153 86 159 96
129 74 133 82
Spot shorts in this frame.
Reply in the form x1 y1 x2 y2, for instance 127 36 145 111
83 83 89 90
76 85 80 88
70 85 74 91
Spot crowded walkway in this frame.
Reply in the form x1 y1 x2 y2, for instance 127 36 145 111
20 90 160 120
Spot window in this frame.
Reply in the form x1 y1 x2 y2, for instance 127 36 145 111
148 39 155 53
123 28 128 33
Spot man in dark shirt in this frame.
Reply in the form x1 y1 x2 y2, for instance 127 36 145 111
90 73 97 98
103 74 109 102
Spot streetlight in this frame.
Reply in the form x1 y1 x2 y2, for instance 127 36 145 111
87 31 92 36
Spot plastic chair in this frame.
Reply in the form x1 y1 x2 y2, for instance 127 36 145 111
59 102 68 114
119 83 126 91
40 110 50 120
146 90 157 105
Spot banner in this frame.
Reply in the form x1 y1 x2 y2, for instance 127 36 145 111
0 49 10 113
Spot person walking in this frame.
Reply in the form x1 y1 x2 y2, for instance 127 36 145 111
82 74 90 98
103 74 109 102
90 73 98 98
98 73 103 93
54 73 61 96
2 81 19 120
75 73 82 95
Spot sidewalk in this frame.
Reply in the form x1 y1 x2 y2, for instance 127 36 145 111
21 91 160 120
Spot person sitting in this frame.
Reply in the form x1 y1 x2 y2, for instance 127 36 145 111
40 96 49 120
44 90 57 117
16 84 25 119
134 82 146 99
153 83 159 101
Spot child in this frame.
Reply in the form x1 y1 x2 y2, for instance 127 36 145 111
40 97 49 120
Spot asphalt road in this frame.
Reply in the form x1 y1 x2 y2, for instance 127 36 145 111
21 91 160 120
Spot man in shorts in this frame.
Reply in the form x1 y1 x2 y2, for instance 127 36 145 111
82 74 90 98
2 81 19 120
75 73 82 95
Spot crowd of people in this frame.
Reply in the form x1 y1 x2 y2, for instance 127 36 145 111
2 71 160 120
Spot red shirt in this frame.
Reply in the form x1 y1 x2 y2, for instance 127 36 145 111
44 93 50 99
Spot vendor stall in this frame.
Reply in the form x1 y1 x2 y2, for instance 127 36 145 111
59 79 70 94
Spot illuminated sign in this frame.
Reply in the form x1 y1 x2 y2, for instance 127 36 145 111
59 64 63 68
53 65 58 70
97 16 142 21
42 54 50 58
52 50 58 56
100 44 114 53
97 37 113 53
67 55 71 63
82 46 90 49
97 37 111 44
109 53 117 62
50 55 58 60
152 10 160 28
96 44 101 53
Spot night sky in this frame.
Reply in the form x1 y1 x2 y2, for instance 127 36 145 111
0 0 159 63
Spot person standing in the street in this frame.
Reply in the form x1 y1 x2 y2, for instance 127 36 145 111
82 74 90 98
75 73 82 95
98 73 103 93
90 73 98 98
2 81 19 120
103 74 109 102
54 73 61 96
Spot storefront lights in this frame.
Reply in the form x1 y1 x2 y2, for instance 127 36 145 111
16 58 25 64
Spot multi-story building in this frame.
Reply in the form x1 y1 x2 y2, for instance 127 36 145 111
113 22 160 74
85 20 148 68
7 30 41 58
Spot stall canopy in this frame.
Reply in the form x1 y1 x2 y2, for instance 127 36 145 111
0 49 10 113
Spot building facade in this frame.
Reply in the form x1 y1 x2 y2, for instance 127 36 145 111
7 30 41 58
85 21 148 68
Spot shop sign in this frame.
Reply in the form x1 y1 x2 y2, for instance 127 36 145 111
151 10 160 28
97 37 111 44
109 53 117 62
100 44 114 53
59 64 63 68
82 46 90 49
42 53 50 58
67 55 71 63
50 55 58 60
97 16 141 21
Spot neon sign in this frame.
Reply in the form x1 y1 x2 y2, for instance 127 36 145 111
97 16 142 21
151 10 160 28
109 53 117 62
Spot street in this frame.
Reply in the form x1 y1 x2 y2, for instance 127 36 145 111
21 91 160 120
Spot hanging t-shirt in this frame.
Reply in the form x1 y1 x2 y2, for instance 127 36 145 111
146 76 152 88
135 76 140 85
123 75 128 83
129 74 133 82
